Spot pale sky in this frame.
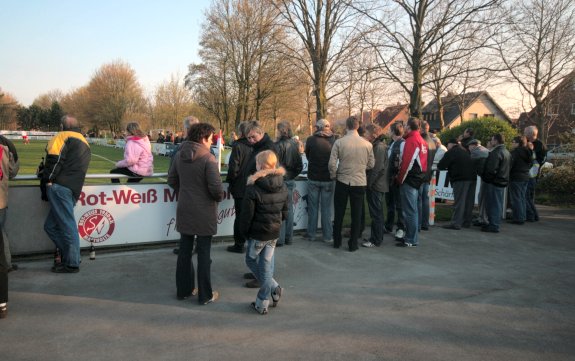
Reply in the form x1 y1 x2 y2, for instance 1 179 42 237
0 0 525 117
0 0 211 106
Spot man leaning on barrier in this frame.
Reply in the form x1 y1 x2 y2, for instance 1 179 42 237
42 115 91 273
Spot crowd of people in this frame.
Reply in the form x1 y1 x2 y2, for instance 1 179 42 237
0 114 548 319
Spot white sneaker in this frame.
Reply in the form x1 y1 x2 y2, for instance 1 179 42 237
362 241 376 248
395 229 405 239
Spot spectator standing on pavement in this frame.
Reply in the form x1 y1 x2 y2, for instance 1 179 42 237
419 121 436 231
42 115 91 273
227 121 276 255
508 136 533 225
240 150 287 315
0 223 7 318
110 122 153 183
385 121 406 240
329 116 375 252
395 117 428 248
362 123 389 248
305 119 336 244
274 121 303 247
524 125 547 222
0 135 19 273
226 122 253 254
438 139 477 230
481 133 511 233
468 139 489 227
168 123 224 305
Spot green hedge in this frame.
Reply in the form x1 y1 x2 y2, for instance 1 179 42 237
537 160 575 204
438 117 518 149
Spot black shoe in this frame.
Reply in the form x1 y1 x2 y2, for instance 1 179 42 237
243 272 256 280
507 220 524 225
420 226 429 231
173 248 179 255
245 279 260 288
285 240 292 245
384 226 393 233
442 224 461 230
7 264 18 272
51 264 79 273
396 242 417 248
349 247 358 252
481 226 499 233
227 245 245 253
276 243 284 247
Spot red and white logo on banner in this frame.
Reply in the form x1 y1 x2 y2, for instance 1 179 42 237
78 209 116 243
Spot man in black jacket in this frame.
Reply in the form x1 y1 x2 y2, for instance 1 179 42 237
226 122 253 253
43 115 91 273
438 139 477 230
481 133 511 233
524 125 547 222
274 121 303 246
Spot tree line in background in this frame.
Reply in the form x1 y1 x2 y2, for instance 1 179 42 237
0 0 573 143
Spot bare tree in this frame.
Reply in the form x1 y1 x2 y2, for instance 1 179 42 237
272 0 361 120
354 0 500 119
32 89 64 109
150 75 195 133
0 90 19 130
496 0 575 142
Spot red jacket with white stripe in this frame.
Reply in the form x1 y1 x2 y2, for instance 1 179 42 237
396 129 428 189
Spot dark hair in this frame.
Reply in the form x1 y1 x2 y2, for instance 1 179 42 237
345 116 359 130
407 117 420 131
390 121 404 137
464 128 474 137
492 133 505 145
512 135 527 147
187 123 215 143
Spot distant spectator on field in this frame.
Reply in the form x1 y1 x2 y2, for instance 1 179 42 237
157 132 166 143
110 122 153 183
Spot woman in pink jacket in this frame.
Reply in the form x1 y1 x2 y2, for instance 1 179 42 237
110 122 154 183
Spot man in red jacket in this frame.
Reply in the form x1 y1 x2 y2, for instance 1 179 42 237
395 117 428 248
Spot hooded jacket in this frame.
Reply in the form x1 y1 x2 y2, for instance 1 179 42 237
116 136 154 176
43 129 91 202
168 141 224 236
396 130 428 189
305 130 336 181
239 167 288 241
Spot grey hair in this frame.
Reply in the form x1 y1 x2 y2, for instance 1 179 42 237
244 120 264 136
315 118 330 130
524 125 538 138
61 115 79 130
238 121 249 137
277 121 292 137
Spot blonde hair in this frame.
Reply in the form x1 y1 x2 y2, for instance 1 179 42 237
256 150 278 171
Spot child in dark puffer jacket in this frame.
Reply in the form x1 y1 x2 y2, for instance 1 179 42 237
240 150 288 315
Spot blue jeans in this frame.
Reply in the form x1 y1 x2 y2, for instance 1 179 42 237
366 189 384 246
245 239 279 310
44 183 81 268
509 181 528 223
400 184 422 245
306 180 333 241
526 178 539 221
279 179 295 245
484 183 505 231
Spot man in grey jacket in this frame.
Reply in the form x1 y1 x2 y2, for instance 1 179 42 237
329 116 375 252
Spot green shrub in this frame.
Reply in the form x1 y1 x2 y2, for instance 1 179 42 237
537 160 575 204
438 117 518 149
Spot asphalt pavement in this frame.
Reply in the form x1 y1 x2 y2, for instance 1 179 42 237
2 205 574 361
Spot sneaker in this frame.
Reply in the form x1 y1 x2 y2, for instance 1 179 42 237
51 264 80 273
384 226 393 233
227 244 245 253
361 241 376 248
203 291 219 305
323 239 333 244
243 272 256 280
271 286 282 307
0 304 6 319
245 279 260 288
420 226 429 231
251 302 268 315
395 229 405 239
396 242 417 248
172 248 179 255
442 224 461 230
481 226 499 233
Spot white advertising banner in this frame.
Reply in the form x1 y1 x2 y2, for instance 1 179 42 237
74 181 311 247
434 171 482 204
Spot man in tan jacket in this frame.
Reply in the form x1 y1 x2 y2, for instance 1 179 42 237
329 116 375 251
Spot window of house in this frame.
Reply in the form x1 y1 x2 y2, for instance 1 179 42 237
469 113 478 119
484 113 494 118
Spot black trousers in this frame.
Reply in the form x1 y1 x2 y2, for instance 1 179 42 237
110 167 143 183
176 234 214 304
385 184 404 231
333 181 365 250
0 223 7 304
232 198 245 247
